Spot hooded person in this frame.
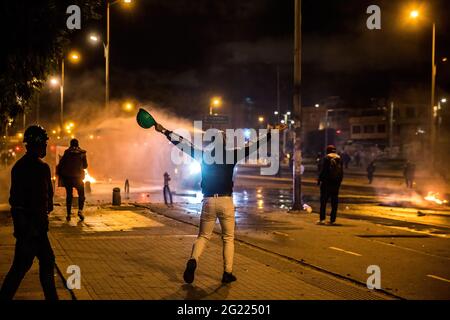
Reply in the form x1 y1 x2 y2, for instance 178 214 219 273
317 145 344 225
57 139 88 222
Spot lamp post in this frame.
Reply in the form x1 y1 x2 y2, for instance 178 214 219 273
52 51 80 135
407 9 436 166
104 0 133 110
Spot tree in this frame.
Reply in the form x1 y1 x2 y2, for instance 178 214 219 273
0 0 101 132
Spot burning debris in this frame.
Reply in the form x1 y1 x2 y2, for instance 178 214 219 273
83 169 96 184
424 192 448 205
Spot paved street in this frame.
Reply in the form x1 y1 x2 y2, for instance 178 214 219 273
0 165 449 300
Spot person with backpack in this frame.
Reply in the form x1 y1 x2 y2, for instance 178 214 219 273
57 139 88 222
317 145 343 225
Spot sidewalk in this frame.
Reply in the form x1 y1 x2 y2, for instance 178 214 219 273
0 204 392 300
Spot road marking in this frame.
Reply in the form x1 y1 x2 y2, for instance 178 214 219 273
371 239 450 260
272 231 290 237
427 275 450 283
382 225 448 239
328 246 362 257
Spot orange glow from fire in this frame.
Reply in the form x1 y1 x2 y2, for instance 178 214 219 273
83 169 96 184
424 192 448 205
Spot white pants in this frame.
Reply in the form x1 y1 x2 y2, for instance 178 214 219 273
190 196 235 273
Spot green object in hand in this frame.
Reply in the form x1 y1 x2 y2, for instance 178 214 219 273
136 108 157 129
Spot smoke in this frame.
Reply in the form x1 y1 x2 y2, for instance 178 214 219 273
63 100 196 185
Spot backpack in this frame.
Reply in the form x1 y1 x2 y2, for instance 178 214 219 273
327 156 343 182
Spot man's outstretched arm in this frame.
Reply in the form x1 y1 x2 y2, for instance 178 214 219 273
155 123 202 160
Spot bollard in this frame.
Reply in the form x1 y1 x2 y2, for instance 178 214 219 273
112 187 121 206
85 181 91 194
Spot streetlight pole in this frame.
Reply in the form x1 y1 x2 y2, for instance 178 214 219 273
291 0 303 211
105 1 110 110
430 22 436 167
60 58 64 133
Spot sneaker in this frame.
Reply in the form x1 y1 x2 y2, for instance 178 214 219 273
66 215 71 222
316 220 325 225
183 259 197 284
328 220 336 225
222 272 237 284
77 211 85 222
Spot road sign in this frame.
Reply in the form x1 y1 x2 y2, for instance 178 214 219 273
203 115 229 125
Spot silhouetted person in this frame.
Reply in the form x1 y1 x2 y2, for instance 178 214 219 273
163 172 173 206
155 122 286 284
342 151 351 169
354 151 361 167
318 145 343 225
367 161 376 184
0 126 58 300
403 161 416 188
57 139 88 222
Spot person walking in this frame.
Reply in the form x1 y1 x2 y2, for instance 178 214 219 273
0 126 58 300
403 161 416 188
367 161 376 184
57 139 88 222
317 145 344 225
163 172 173 206
155 122 285 284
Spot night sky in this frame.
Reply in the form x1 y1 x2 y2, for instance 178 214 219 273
61 0 450 119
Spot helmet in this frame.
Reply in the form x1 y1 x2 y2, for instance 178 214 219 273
23 125 49 145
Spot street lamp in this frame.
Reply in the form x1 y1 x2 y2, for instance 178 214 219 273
209 97 222 115
407 8 437 166
55 51 81 135
105 0 133 110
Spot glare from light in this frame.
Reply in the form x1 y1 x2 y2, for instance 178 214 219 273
315 104 320 108
189 161 201 175
49 77 59 86
409 10 419 19
89 34 99 42
274 111 279 115
441 98 447 103
258 116 264 123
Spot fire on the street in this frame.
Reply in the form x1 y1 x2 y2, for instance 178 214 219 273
424 192 448 205
83 169 96 184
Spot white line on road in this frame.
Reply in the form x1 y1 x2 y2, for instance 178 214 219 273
427 275 450 284
328 246 362 257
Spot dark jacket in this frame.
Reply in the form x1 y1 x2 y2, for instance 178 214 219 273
165 131 271 196
9 154 54 238
318 152 343 186
57 146 88 179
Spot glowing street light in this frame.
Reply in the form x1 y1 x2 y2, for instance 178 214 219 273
68 51 81 63
122 101 135 112
49 77 59 87
315 104 320 108
258 116 265 123
409 10 419 19
89 34 99 43
209 97 222 115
